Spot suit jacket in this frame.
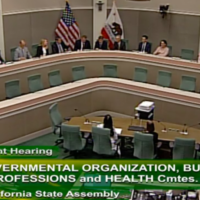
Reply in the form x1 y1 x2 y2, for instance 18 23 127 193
36 46 49 57
52 42 68 54
14 46 32 61
74 40 91 51
114 40 126 51
138 42 151 54
0 54 5 64
94 40 108 50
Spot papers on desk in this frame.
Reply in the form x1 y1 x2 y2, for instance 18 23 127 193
97 124 122 135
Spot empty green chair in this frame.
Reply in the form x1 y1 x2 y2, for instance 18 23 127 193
28 74 43 93
49 103 63 145
172 138 195 159
62 124 86 158
31 44 38 57
5 79 21 99
92 127 120 157
168 45 172 57
133 132 155 159
122 39 129 50
134 67 148 83
48 70 63 87
157 71 172 87
10 47 17 61
180 75 196 92
181 49 194 60
103 64 117 78
72 66 86 81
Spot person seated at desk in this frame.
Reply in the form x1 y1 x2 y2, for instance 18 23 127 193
153 40 169 57
114 35 126 51
0 52 5 64
146 120 158 153
36 39 49 57
14 40 32 61
52 37 68 54
138 35 151 54
103 114 118 151
74 35 91 51
94 36 108 50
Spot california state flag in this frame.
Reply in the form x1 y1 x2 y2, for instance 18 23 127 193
101 1 124 49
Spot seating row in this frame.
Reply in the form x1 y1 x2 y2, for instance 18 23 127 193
4 65 197 99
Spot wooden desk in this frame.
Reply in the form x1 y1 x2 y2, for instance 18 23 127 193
1 51 200 100
68 117 200 143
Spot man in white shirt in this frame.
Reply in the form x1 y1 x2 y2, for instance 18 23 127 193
113 35 126 51
74 35 91 51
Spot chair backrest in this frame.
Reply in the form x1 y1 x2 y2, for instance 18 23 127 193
92 127 113 155
181 49 194 60
103 64 117 78
28 74 43 93
10 47 17 61
122 39 128 50
168 45 172 57
72 66 86 81
31 44 38 56
62 124 83 151
5 79 21 98
48 70 63 87
134 132 154 159
180 75 196 92
134 67 148 83
49 103 63 127
173 138 195 159
157 70 172 87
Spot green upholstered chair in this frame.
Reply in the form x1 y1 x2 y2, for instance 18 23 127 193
157 70 172 87
103 64 117 78
31 44 38 57
168 45 172 57
10 47 17 61
134 67 148 83
181 49 194 60
172 138 195 159
72 66 86 81
122 39 129 50
133 132 155 159
62 124 86 158
28 74 43 93
48 70 63 87
49 103 64 145
5 79 21 99
92 127 120 157
180 75 196 92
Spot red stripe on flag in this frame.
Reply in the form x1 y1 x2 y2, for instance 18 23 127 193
101 27 114 50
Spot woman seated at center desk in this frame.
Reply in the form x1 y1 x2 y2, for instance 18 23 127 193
36 39 49 57
153 40 169 57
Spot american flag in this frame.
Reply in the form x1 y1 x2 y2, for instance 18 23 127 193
55 1 80 50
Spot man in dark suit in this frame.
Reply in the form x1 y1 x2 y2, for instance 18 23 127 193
0 52 5 64
52 37 68 54
94 36 108 50
138 35 151 53
74 35 91 51
114 35 126 51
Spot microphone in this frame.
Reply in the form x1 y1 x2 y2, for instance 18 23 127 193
184 122 200 133
74 108 90 123
157 121 167 132
180 123 187 133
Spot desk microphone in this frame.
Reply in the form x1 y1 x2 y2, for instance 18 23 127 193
157 121 167 132
185 122 200 133
74 108 90 123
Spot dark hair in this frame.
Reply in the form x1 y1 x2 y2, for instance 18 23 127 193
160 40 167 46
98 36 103 40
55 37 61 41
142 35 148 39
103 114 114 137
146 121 155 133
81 35 87 39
